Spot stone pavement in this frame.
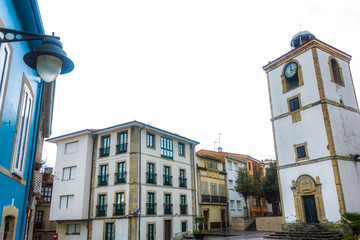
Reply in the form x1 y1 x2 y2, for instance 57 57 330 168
201 229 274 240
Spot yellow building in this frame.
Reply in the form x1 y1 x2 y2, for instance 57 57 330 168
196 150 228 229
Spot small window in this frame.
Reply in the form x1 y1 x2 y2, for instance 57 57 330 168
65 141 78 154
210 183 217 196
34 211 43 228
329 57 344 87
297 146 306 158
160 136 173 159
12 83 33 177
60 195 74 209
289 97 300 112
147 132 155 148
206 160 217 170
181 221 187 233
227 160 232 170
294 143 309 161
62 166 76 180
41 186 52 202
230 200 235 210
237 200 241 210
219 185 225 196
105 223 114 240
66 224 80 235
179 143 185 156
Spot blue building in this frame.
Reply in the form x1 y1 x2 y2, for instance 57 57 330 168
0 1 57 239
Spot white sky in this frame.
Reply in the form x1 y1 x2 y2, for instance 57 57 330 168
38 0 360 167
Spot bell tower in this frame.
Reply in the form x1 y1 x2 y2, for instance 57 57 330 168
263 31 360 223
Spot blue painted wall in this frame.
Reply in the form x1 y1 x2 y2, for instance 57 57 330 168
0 0 45 239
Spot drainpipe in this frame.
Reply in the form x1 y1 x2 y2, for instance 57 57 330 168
22 81 44 240
138 124 145 240
87 133 96 240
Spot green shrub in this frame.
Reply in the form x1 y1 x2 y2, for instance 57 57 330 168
343 234 359 240
341 212 360 235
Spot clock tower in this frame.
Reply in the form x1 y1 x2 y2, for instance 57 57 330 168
263 31 360 223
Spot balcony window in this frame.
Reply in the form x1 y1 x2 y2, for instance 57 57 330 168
163 166 172 186
179 169 187 188
100 136 110 157
116 132 127 154
164 194 172 215
98 165 108 186
147 193 156 215
147 224 154 240
34 211 43 229
180 195 187 215
147 163 156 184
105 223 114 240
115 162 126 184
114 192 125 216
201 195 210 203
66 224 80 235
160 137 173 159
97 194 107 216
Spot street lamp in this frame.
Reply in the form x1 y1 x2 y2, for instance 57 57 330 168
0 27 74 82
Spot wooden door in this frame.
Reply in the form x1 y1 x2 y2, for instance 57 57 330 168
164 220 171 240
303 195 319 223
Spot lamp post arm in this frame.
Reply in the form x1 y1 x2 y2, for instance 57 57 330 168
0 27 60 43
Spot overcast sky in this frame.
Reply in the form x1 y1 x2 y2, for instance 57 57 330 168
38 0 360 167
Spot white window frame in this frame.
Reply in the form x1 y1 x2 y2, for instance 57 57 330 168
65 141 79 154
0 42 10 118
62 166 77 180
60 195 74 209
12 84 33 177
66 224 81 235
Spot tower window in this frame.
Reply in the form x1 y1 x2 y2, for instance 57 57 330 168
289 97 300 112
329 57 344 87
294 143 309 161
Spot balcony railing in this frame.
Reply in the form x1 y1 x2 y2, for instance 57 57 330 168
146 203 156 215
113 203 125 216
98 175 109 186
146 172 157 184
96 204 107 216
202 195 210 203
164 203 172 215
116 143 127 154
163 175 172 186
179 177 187 188
180 204 187 215
114 172 126 184
219 196 227 203
201 195 227 204
99 147 110 157
211 195 219 203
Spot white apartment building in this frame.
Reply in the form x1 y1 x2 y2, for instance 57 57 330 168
49 121 199 240
225 155 248 225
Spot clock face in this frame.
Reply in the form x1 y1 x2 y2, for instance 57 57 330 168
284 62 298 78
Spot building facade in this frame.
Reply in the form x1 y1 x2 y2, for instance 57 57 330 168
49 121 199 240
32 168 56 240
0 1 56 239
196 149 267 228
263 31 360 223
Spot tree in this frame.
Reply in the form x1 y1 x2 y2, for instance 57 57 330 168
261 161 280 204
252 165 264 214
235 167 252 217
341 212 360 235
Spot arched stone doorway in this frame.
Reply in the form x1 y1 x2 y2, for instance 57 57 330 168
291 175 327 223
